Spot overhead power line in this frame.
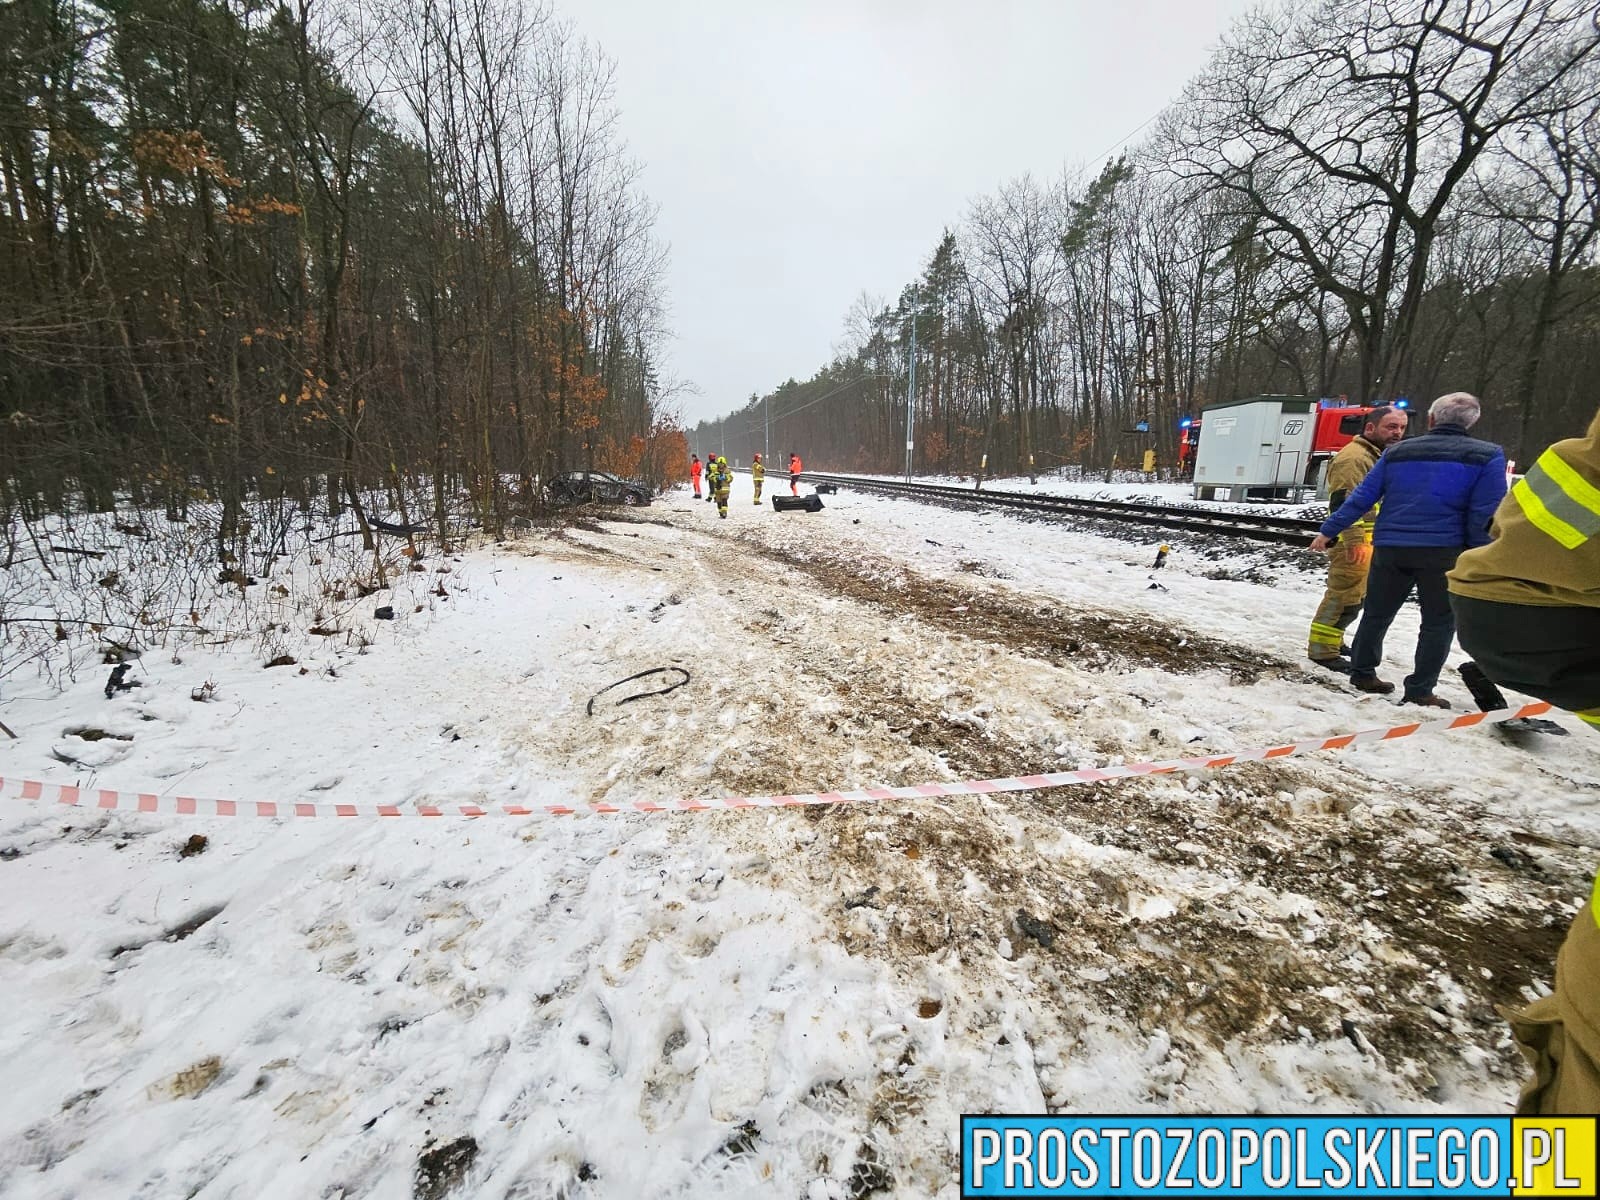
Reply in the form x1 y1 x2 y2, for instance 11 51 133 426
1086 108 1162 166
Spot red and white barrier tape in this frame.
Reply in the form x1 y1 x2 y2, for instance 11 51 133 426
0 702 1555 819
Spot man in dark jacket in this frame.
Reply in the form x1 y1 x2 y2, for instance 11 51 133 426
1310 392 1506 706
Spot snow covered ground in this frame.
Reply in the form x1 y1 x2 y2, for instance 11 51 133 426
2 476 1596 1198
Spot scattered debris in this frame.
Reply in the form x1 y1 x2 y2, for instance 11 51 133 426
1015 909 1056 950
101 639 141 664
647 594 683 622
376 1016 413 1041
414 1136 478 1200
374 606 395 620
586 666 691 716
719 1119 760 1157
773 494 825 513
179 834 209 859
103 663 139 699
264 655 297 669
844 885 881 911
1489 845 1536 872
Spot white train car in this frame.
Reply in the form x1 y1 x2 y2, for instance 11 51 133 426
1192 395 1318 502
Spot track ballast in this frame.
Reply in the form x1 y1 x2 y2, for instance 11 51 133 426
793 472 1321 547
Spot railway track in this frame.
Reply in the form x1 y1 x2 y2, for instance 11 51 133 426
792 472 1322 547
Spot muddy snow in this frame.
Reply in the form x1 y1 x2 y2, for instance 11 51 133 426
1 474 1595 1199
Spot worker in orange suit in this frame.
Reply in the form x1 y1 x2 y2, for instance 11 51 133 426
689 454 703 499
789 452 802 496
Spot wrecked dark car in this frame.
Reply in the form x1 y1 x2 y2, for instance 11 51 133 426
544 470 653 507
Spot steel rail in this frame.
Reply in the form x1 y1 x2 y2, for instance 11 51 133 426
791 472 1321 547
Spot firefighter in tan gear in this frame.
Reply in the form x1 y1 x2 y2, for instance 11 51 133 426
711 456 731 519
751 453 765 504
1307 406 1411 670
1448 406 1600 1113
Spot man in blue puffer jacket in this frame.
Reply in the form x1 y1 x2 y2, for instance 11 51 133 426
1310 392 1507 706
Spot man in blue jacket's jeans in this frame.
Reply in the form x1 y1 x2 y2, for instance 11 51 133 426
1310 392 1507 707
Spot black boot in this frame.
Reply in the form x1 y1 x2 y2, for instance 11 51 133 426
1458 662 1508 712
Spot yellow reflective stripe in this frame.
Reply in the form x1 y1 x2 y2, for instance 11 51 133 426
1309 622 1344 645
1579 708 1600 729
1592 870 1600 929
1540 448 1600 521
1514 450 1600 549
1512 478 1587 550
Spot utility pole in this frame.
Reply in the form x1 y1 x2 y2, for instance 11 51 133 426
764 394 770 465
904 289 917 482
1097 242 1114 482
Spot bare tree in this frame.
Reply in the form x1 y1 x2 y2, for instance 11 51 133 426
1167 0 1600 403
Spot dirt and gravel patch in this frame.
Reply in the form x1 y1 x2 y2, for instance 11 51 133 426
793 743 1586 1098
741 536 1317 686
519 511 1593 1105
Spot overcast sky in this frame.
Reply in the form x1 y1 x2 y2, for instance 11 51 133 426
571 1 1256 426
